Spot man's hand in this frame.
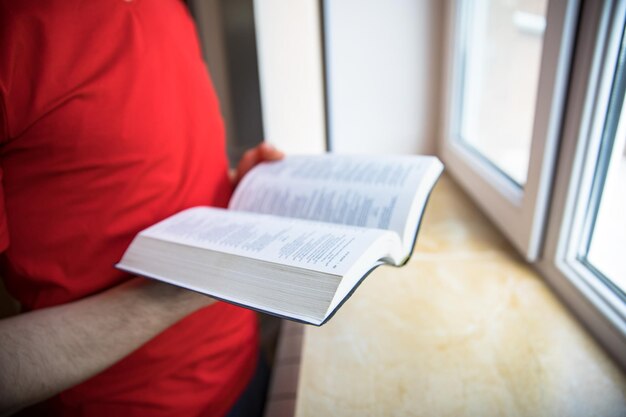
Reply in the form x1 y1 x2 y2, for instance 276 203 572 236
232 142 284 186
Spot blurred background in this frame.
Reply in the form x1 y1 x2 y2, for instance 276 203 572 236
188 0 442 162
185 0 626 376
187 0 625 304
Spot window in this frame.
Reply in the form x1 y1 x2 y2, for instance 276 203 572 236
441 0 579 260
579 30 626 295
445 0 626 365
536 0 626 366
458 0 547 186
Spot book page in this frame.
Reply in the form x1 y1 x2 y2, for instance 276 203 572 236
140 207 396 276
229 154 440 241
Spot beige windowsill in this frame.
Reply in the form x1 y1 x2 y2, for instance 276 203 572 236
286 174 626 416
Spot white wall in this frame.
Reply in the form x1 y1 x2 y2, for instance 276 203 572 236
253 0 327 154
325 0 443 155
253 0 443 156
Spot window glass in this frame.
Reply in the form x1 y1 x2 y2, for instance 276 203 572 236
458 0 548 185
580 21 626 297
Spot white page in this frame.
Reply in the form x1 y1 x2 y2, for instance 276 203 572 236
139 207 393 276
230 154 439 240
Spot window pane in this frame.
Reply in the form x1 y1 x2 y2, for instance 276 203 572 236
586 139 626 292
581 22 626 296
458 0 547 185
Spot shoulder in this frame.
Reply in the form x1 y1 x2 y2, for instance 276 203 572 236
0 1 129 140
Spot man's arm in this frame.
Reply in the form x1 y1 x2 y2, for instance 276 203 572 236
0 142 284 416
0 278 213 415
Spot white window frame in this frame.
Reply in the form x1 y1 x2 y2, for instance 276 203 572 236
440 0 580 261
538 0 626 367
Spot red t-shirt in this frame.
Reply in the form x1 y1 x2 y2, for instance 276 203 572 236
0 1 257 416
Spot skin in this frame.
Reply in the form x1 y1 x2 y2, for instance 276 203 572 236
232 142 284 186
0 142 284 416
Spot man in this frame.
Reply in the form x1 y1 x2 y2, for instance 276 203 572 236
0 1 282 415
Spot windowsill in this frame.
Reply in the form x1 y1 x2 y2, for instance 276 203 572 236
266 174 626 416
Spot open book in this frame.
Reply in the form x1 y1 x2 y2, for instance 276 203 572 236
117 154 443 325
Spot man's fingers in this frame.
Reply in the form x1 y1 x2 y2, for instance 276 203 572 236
258 142 284 161
236 148 261 177
233 142 285 186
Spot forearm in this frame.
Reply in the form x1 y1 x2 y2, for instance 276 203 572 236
0 277 213 414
